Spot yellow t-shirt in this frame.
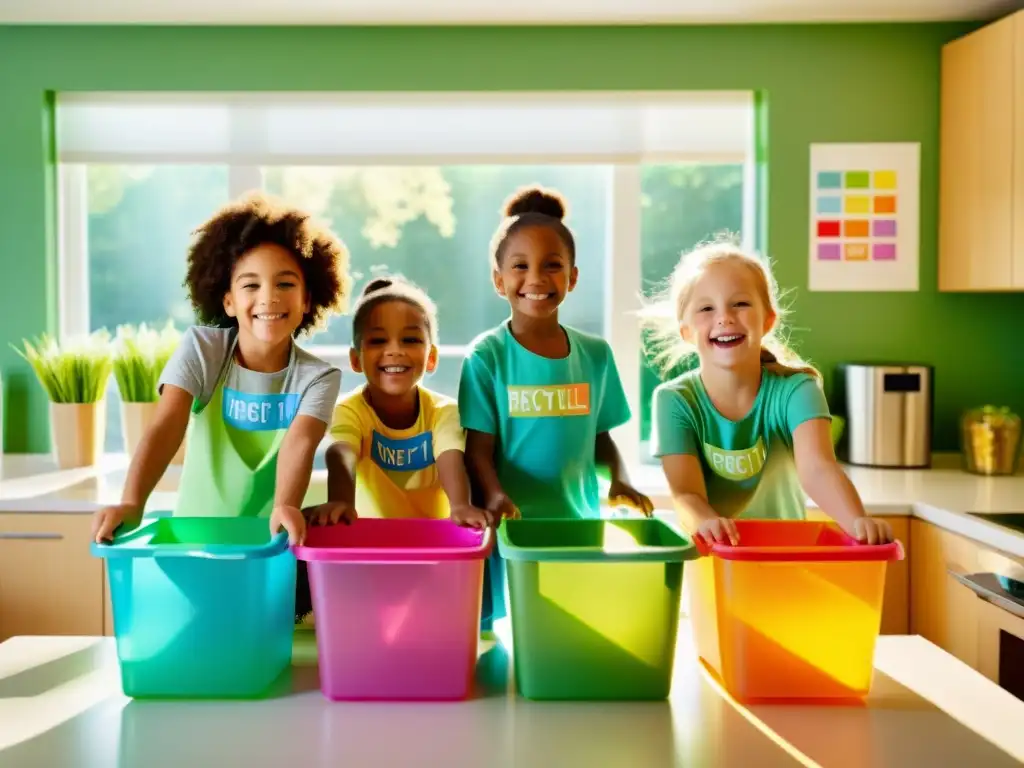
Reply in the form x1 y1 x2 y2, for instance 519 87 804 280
329 386 466 519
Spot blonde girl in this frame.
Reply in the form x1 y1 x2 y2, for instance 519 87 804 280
644 241 893 547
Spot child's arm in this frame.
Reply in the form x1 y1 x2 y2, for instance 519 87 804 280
596 432 653 516
792 418 893 544
271 368 345 544
92 385 192 543
458 349 518 521
785 376 893 544
310 400 361 527
593 343 652 516
325 442 358 508
94 326 212 543
437 451 491 529
659 453 738 545
432 403 491 527
464 431 518 521
271 414 325 544
652 383 737 545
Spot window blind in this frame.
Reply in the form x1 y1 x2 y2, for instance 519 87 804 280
56 91 754 165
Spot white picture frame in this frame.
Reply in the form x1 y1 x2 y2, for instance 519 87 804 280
808 142 920 292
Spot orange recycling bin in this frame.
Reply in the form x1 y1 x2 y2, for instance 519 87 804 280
688 519 904 701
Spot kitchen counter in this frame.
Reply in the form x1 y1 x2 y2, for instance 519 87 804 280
0 625 1022 767
2 452 1024 558
0 454 179 514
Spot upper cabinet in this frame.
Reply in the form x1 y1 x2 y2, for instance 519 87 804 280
939 12 1024 291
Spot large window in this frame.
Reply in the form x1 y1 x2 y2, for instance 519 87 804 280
57 92 755 460
69 164 230 453
87 165 228 332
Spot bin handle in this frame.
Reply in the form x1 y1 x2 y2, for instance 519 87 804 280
693 535 905 562
92 526 291 560
148 533 291 560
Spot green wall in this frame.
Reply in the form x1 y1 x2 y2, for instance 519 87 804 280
2 22 1018 454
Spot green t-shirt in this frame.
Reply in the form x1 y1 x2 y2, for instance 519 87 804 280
458 322 631 519
651 369 831 520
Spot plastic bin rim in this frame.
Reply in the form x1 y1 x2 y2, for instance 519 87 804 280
88 517 290 560
696 537 905 562
496 518 698 563
291 522 494 563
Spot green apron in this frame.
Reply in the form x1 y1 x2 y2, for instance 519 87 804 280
173 340 294 519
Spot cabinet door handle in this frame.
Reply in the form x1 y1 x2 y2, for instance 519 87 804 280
0 532 65 541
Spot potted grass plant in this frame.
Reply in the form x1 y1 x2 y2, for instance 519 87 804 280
114 322 183 463
16 331 113 469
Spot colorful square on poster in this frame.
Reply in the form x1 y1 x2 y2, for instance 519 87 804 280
816 196 842 214
817 172 843 189
873 219 897 237
873 243 896 261
808 142 919 292
845 244 869 261
817 220 841 238
844 219 870 238
874 195 897 214
845 196 870 214
817 243 841 261
874 171 897 189
845 171 871 189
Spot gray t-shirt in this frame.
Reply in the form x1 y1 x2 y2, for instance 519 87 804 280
158 326 341 430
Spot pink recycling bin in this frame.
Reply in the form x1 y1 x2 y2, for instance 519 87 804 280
293 518 493 701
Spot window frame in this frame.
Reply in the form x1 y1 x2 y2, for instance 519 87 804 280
56 92 755 467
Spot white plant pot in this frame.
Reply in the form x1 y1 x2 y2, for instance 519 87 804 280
121 400 185 465
49 401 105 470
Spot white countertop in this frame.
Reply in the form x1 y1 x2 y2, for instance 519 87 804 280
2 452 1024 558
0 454 180 514
0 624 1021 767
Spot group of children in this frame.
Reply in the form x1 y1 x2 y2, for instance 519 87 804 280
91 185 894 629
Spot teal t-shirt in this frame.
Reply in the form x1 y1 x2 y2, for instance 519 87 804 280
651 369 831 520
458 322 631 520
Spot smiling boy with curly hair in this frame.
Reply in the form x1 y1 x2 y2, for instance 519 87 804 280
93 193 354 617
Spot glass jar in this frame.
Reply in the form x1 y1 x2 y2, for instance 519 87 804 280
961 406 1022 476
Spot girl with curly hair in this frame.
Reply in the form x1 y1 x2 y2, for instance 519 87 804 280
92 193 353 567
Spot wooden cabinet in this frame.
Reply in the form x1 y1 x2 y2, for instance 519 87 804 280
0 513 105 641
939 12 1024 291
1016 17 1024 284
806 510 909 635
879 516 910 635
909 519 981 667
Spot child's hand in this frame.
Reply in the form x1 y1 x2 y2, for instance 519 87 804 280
607 481 655 517
450 503 492 530
695 517 739 547
304 501 357 527
485 492 520 522
270 504 307 546
91 503 142 544
851 517 894 545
